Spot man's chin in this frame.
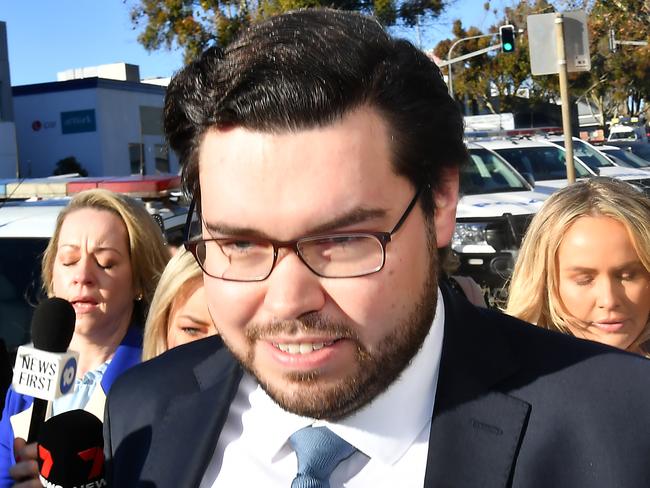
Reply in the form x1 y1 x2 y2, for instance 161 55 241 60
255 370 366 420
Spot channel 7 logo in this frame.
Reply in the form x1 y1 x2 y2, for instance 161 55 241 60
38 444 104 480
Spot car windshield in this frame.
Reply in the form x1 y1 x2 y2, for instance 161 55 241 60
609 131 638 141
0 238 48 352
553 140 614 169
494 146 592 181
602 148 650 168
462 148 529 195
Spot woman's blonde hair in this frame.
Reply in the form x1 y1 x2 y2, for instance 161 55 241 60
41 189 170 325
506 177 650 354
142 249 204 360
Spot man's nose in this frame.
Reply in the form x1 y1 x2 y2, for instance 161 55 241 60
263 249 326 320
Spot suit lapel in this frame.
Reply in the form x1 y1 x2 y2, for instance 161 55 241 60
424 285 530 488
141 346 243 487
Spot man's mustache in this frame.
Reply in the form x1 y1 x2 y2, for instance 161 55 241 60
245 313 360 342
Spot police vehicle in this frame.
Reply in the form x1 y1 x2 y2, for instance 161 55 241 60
475 136 650 196
544 136 650 190
453 143 549 304
474 137 592 194
599 145 650 170
0 175 188 354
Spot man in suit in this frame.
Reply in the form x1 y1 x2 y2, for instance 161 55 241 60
105 8 650 487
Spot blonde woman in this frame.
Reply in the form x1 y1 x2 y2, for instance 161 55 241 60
1 189 169 485
143 249 216 361
507 177 650 356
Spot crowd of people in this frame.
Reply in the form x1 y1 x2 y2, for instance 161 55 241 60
1 7 650 488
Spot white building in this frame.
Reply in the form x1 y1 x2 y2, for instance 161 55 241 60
12 75 178 177
0 21 18 178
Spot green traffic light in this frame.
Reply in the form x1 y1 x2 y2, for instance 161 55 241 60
503 42 513 51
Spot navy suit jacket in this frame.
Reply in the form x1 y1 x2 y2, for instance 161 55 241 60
105 286 650 487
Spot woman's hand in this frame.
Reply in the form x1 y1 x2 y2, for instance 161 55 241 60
9 437 41 487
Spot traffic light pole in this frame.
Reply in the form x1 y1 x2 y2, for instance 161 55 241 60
608 30 648 52
554 13 575 183
444 32 498 99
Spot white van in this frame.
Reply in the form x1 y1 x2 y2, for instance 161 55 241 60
608 124 648 143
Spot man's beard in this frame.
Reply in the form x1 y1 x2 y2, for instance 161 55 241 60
228 242 440 421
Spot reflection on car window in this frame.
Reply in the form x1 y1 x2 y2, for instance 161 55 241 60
629 145 650 161
462 149 528 195
495 146 591 181
554 140 614 169
602 148 650 168
0 238 48 351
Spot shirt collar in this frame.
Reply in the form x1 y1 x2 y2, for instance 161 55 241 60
243 287 445 466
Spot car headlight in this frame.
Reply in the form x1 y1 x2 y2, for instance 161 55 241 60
452 222 495 253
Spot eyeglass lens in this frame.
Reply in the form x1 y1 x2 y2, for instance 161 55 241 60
195 234 385 280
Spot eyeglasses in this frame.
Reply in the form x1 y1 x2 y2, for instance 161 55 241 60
184 187 422 282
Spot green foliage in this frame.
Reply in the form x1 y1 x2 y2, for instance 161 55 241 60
127 0 452 63
53 157 88 177
434 0 650 120
583 0 650 119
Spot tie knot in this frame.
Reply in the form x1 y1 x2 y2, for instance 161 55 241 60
289 426 356 488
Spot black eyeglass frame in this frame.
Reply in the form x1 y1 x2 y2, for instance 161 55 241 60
183 186 424 281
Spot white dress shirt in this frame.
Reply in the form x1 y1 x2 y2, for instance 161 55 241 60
200 288 445 488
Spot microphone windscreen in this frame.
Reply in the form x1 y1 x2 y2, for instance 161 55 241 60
31 298 76 353
37 410 105 487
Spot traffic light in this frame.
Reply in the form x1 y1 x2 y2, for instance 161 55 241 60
500 25 516 53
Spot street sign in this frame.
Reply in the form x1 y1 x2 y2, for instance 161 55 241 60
528 10 590 75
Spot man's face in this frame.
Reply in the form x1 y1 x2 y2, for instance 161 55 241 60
198 106 457 419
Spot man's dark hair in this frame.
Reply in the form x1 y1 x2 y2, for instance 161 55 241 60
165 8 467 216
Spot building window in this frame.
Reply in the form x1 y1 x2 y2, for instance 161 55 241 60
129 143 144 175
155 144 169 173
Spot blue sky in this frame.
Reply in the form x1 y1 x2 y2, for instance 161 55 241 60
1 0 508 86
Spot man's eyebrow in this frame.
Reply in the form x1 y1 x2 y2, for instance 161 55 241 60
203 207 387 239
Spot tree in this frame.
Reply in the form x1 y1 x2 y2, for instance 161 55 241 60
434 0 650 122
433 1 558 114
127 0 452 63
53 156 88 177
579 0 650 120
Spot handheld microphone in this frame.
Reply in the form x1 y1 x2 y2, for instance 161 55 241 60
36 409 106 488
12 297 77 442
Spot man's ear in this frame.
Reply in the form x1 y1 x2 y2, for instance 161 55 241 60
433 167 459 247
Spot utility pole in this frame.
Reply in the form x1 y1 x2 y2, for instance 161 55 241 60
555 13 575 183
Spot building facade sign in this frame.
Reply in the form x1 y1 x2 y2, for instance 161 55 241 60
61 109 96 134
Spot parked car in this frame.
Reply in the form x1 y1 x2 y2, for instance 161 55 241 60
453 143 549 304
546 136 650 184
606 141 650 164
599 145 650 170
474 138 592 194
607 124 647 143
476 137 650 196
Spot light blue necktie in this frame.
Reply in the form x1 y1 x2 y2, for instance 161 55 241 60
289 426 357 488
